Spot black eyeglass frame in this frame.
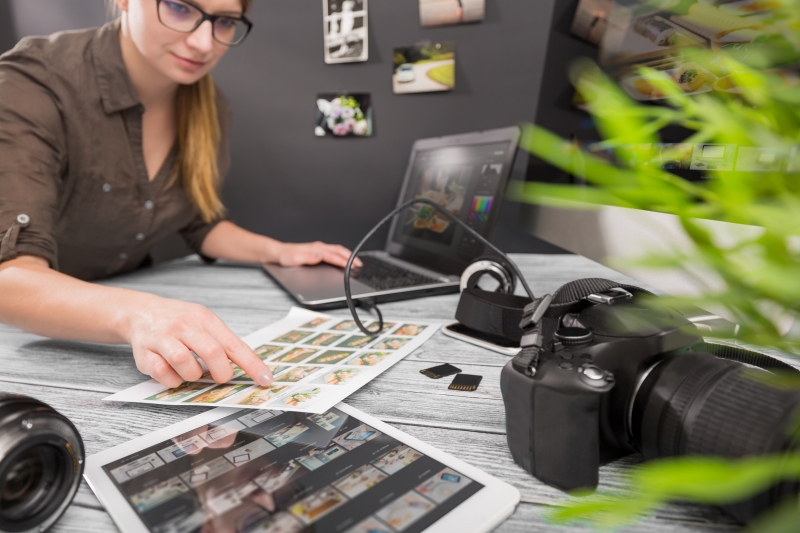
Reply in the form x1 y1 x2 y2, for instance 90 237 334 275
155 0 253 47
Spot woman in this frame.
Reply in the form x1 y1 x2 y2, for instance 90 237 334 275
0 0 360 390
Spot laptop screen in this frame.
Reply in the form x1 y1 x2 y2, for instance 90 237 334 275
387 140 514 273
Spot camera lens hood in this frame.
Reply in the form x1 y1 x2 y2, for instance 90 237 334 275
0 394 84 533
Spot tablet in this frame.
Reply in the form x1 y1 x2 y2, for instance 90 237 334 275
84 403 520 533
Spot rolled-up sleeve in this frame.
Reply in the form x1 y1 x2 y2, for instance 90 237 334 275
0 47 65 268
178 85 231 259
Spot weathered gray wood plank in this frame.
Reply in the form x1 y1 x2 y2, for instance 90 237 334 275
0 255 753 532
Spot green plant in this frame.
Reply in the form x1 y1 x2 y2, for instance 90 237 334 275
510 2 800 529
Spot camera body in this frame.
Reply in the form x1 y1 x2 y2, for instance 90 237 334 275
500 285 800 523
500 296 699 491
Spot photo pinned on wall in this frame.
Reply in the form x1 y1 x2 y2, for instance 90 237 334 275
393 42 455 95
323 0 368 64
315 94 373 137
419 0 485 27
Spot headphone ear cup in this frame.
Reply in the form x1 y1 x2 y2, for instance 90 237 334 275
460 257 516 294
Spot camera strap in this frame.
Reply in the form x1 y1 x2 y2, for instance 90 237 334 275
510 277 800 377
513 278 654 376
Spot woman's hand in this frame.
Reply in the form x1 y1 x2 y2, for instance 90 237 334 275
125 296 273 389
275 241 362 269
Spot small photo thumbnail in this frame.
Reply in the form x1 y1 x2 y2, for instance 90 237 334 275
275 347 319 364
306 332 346 347
273 366 322 383
415 467 473 503
333 465 387 498
145 382 211 402
130 477 189 513
255 460 308 493
184 384 250 404
393 42 455 94
254 344 285 360
312 367 365 385
371 445 423 475
344 517 392 533
308 410 345 431
295 444 347 471
394 324 428 336
299 317 331 329
333 423 380 451
315 94 373 137
337 335 374 349
345 351 392 366
271 387 325 408
266 422 310 448
231 384 294 406
371 337 410 350
305 350 354 365
290 486 347 524
375 490 435 530
273 330 315 344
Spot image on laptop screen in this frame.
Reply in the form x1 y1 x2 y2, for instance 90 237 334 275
389 141 513 265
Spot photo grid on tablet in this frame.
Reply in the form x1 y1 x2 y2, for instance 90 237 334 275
100 406 483 533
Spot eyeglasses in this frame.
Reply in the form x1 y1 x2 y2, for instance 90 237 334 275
156 0 253 47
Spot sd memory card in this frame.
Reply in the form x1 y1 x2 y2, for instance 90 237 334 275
448 374 482 391
420 363 461 379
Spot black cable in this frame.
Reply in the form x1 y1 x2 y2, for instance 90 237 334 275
344 198 535 336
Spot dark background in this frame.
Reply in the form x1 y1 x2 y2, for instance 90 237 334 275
1 0 569 261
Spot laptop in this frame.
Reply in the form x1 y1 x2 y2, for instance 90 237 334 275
263 126 521 309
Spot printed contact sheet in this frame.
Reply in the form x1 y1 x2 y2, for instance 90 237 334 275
105 307 440 414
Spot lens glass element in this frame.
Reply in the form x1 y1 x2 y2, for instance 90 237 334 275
0 445 62 522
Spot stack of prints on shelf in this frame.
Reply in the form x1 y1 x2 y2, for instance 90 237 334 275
105 307 440 414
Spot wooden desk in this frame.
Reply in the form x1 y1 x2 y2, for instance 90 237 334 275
0 254 742 532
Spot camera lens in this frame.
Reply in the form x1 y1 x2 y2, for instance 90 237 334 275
0 395 83 533
1 445 65 523
630 352 800 523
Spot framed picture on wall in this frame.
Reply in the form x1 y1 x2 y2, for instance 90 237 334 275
419 0 485 27
323 0 368 64
393 42 455 94
315 94 373 137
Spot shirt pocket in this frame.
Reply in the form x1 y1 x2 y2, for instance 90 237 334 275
57 173 143 247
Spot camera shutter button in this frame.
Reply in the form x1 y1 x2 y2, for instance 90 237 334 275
583 365 604 380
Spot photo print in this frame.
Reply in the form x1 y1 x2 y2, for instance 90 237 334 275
323 0 368 64
315 94 373 137
393 42 455 94
419 0 485 27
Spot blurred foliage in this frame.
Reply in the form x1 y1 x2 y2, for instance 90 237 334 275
510 0 800 530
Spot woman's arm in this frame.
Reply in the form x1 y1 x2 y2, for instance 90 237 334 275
0 255 274 389
200 220 361 268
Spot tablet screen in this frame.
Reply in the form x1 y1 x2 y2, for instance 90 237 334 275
100 407 483 533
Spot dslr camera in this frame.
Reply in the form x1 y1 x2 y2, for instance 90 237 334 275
500 278 800 523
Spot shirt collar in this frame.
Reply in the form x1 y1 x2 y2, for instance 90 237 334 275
91 20 142 114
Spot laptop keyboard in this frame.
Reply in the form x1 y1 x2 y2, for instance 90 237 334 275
351 255 442 291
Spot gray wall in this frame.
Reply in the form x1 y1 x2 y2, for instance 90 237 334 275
2 0 566 256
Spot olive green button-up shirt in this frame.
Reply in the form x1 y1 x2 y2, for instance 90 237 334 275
0 21 230 280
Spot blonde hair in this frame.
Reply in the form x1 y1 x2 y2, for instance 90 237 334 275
176 0 252 223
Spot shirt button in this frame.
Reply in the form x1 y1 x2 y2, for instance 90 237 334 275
16 214 30 225
136 233 145 241
119 252 128 260
144 200 154 209
102 184 112 192
105 268 113 275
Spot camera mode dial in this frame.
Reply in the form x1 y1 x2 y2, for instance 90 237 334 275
554 327 594 346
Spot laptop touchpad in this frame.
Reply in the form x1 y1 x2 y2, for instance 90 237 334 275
265 263 375 301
